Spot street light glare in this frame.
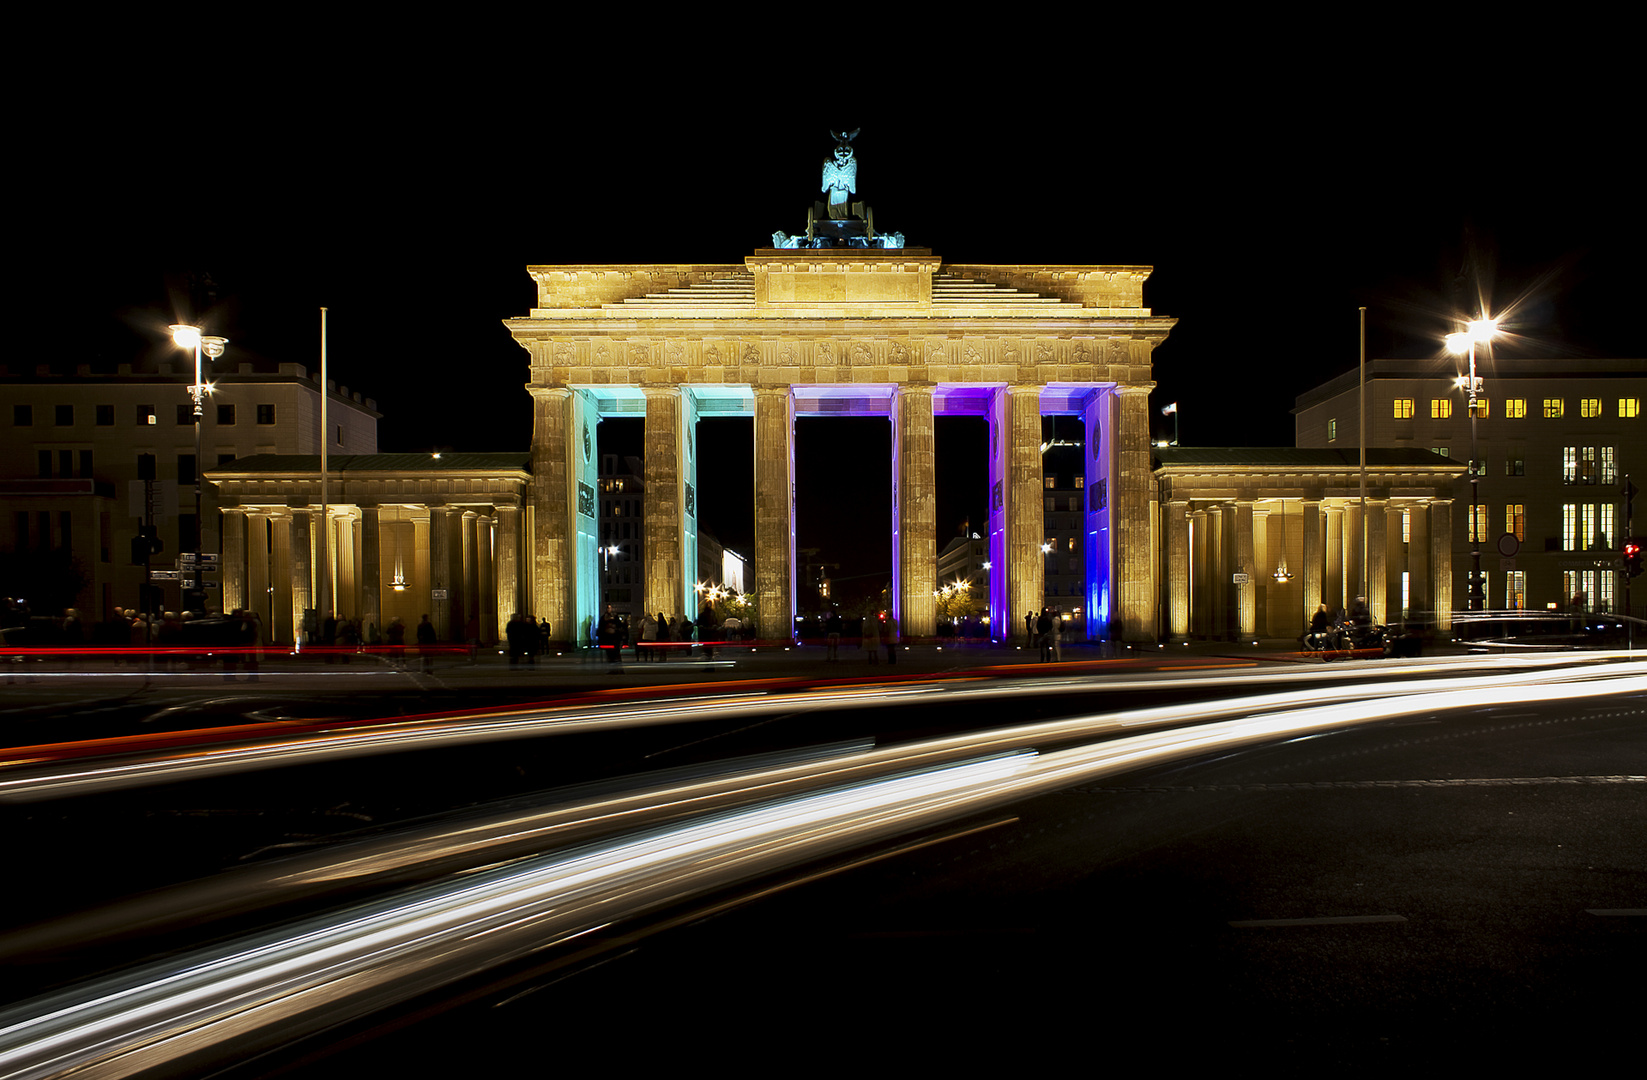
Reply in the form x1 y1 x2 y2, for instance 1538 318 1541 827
170 324 202 350
1444 332 1470 355
1467 318 1499 341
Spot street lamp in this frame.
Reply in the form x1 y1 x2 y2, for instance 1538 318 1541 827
169 324 228 613
1446 316 1498 611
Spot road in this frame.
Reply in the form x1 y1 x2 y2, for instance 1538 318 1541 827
1 653 1643 1075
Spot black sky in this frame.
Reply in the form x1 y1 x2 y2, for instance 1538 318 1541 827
19 19 1639 585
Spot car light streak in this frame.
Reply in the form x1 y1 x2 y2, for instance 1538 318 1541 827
4 655 1643 805
1 668 1644 1077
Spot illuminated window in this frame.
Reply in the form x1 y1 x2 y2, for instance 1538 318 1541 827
1620 398 1640 418
1562 447 1577 484
1470 398 1489 418
1598 505 1614 550
1544 398 1564 418
1402 509 1410 544
1580 398 1602 418
1431 447 1450 457
1580 446 1597 485
1505 398 1526 419
1600 446 1616 484
1074 475 1084 489
1431 398 1452 419
1468 504 1488 543
1581 505 1595 549
1506 571 1525 610
1066 537 1076 552
1599 570 1615 612
1562 569 1580 605
1393 398 1415 419
1562 504 1576 550
1327 418 1338 441
1044 477 1055 490
1505 504 1525 541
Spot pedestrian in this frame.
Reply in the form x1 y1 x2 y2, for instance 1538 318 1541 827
637 611 656 661
1049 610 1063 661
1037 610 1054 662
861 613 880 664
598 605 624 669
387 616 406 668
884 613 900 664
825 610 842 661
698 603 719 660
417 614 437 672
1025 610 1037 653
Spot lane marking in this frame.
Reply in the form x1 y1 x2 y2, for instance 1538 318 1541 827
1585 909 1647 917
1229 914 1407 928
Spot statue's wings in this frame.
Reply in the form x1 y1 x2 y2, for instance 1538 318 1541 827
830 128 860 144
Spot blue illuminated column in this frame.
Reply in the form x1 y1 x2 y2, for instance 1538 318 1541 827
1082 387 1115 640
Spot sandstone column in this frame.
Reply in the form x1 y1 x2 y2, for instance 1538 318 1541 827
1190 507 1208 637
1326 505 1344 611
1210 505 1228 638
895 385 937 638
753 387 795 641
495 505 522 635
1430 500 1453 631
477 512 496 645
1366 500 1387 624
1408 503 1430 620
1301 498 1323 630
1113 385 1155 642
1343 501 1364 609
221 508 246 614
360 505 382 643
269 513 292 645
643 387 685 620
246 512 269 629
462 510 479 640
290 509 312 643
1236 501 1256 638
429 507 451 640
1166 500 1190 639
1006 386 1044 645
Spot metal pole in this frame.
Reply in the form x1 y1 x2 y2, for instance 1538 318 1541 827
318 307 330 628
1468 338 1483 611
192 339 204 612
1358 306 1367 599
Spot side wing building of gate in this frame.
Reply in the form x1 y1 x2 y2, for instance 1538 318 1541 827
506 250 1176 644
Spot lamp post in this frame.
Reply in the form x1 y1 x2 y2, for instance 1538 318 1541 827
1160 401 1179 446
169 325 228 613
1446 317 1498 612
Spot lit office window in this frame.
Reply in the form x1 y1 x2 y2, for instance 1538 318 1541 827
1402 509 1410 544
1580 398 1602 418
1328 418 1337 441
1505 399 1526 419
1562 504 1576 550
1600 446 1616 485
1393 398 1414 419
1505 504 1525 541
1620 398 1640 418
1581 504 1597 550
1599 505 1614 549
1562 447 1577 484
1544 399 1564 418
1580 446 1597 485
1470 398 1489 419
1506 571 1525 610
1468 504 1487 543
1431 398 1452 419
1598 571 1615 612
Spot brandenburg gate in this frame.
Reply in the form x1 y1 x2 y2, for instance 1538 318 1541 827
505 251 1176 643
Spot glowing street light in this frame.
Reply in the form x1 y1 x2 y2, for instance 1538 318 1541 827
1445 316 1498 611
168 324 228 612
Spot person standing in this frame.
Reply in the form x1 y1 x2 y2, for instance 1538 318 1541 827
416 614 437 672
1037 610 1053 662
825 610 843 661
884 613 900 664
861 612 880 664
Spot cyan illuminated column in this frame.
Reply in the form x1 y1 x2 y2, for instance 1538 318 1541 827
221 508 247 614
1113 385 1155 642
494 504 522 633
895 385 936 638
1430 500 1453 631
360 505 381 642
269 513 293 645
753 387 795 640
1366 499 1388 624
1301 498 1323 629
530 387 599 646
1236 501 1256 638
643 387 698 620
290 509 312 641
989 386 1044 645
1166 500 1190 638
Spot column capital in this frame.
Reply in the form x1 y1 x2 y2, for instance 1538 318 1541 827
1114 383 1156 397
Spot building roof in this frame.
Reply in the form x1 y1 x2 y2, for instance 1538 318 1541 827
1153 447 1457 469
1293 358 1646 413
208 453 530 476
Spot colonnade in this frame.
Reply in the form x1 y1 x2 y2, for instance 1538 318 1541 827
530 381 1156 645
1161 496 1455 640
219 503 526 645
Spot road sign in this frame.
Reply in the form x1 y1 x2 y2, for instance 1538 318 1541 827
178 552 220 566
150 570 181 581
1232 573 1250 584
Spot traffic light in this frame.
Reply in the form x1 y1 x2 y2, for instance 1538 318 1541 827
129 526 163 564
1626 538 1644 579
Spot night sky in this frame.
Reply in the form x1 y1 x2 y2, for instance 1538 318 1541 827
22 23 1637 592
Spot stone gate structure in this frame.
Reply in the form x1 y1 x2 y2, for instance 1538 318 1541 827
504 250 1176 643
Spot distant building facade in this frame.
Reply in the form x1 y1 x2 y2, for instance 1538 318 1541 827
1296 359 1644 616
1 360 378 621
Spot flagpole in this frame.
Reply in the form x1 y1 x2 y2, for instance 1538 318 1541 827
318 307 330 628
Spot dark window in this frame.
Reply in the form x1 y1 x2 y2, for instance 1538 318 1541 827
1506 456 1525 476
137 454 156 481
217 404 236 425
136 404 156 425
55 404 73 426
14 512 26 547
38 512 50 548
60 511 72 554
37 450 51 477
79 449 93 478
59 450 73 477
178 514 199 554
96 404 114 426
217 453 236 467
178 454 197 486
176 404 193 426
257 404 276 425
13 404 31 426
